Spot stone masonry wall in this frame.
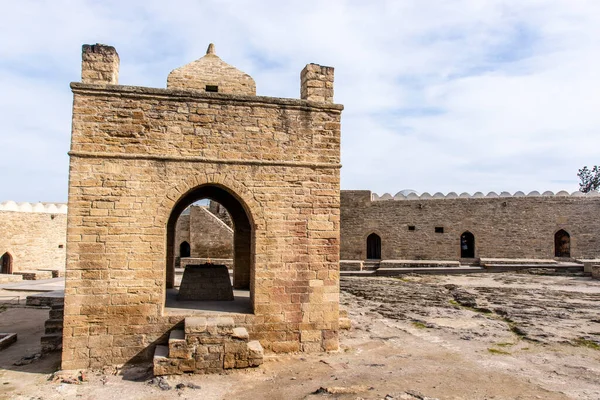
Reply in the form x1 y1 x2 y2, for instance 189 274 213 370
341 191 600 261
208 200 233 228
0 210 67 272
174 213 190 257
64 78 342 369
189 206 233 259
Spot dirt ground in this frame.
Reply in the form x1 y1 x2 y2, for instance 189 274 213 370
0 271 599 400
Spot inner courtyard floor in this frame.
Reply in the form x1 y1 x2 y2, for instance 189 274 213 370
0 270 598 399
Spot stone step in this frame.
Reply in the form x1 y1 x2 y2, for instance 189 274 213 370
153 345 195 376
154 323 263 376
41 333 62 353
168 329 191 359
25 292 65 307
44 319 63 334
154 344 169 359
49 307 64 320
185 316 235 345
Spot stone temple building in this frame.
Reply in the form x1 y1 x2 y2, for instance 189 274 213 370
61 43 342 371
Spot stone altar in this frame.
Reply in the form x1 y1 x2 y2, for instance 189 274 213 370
177 264 234 301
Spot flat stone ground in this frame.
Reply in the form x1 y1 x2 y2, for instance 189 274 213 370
0 271 599 400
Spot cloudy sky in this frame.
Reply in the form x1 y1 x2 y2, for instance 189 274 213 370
1 0 599 202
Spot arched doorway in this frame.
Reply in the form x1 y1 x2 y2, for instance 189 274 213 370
179 241 191 258
460 231 475 258
554 229 570 257
1 252 13 274
166 184 254 302
366 233 381 260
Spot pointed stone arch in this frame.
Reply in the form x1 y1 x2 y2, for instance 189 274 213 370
166 183 255 298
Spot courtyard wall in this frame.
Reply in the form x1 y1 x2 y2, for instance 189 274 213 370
341 190 600 261
0 203 67 273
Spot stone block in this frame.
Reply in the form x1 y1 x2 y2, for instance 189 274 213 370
169 330 192 359
322 337 339 352
177 264 234 301
339 317 351 330
223 353 236 369
592 265 600 280
231 327 249 341
185 317 207 334
301 342 322 353
247 340 264 359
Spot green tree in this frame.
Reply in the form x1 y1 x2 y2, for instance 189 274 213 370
578 165 600 193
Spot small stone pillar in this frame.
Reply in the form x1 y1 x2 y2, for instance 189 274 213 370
301 63 334 103
81 44 119 84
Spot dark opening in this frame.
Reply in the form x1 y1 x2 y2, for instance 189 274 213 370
366 233 381 260
166 184 254 310
435 227 444 234
179 241 191 258
408 225 416 231
1 252 13 274
205 85 219 93
554 229 570 257
58 244 64 249
460 231 475 258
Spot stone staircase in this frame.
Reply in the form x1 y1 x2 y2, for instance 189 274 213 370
153 316 263 375
41 300 64 353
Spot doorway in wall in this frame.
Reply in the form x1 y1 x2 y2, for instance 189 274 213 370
366 233 381 260
179 241 191 258
554 229 570 257
0 252 13 274
460 231 475 258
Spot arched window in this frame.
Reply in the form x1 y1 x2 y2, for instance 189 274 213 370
554 230 570 257
1 252 13 274
460 231 475 258
366 233 381 260
179 241 191 258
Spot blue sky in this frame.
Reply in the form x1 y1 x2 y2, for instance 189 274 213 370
1 0 599 202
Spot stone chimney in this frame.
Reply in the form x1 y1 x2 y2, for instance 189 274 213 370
300 64 334 103
81 44 120 85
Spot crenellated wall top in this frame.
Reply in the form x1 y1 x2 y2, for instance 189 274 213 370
371 190 598 201
0 201 68 214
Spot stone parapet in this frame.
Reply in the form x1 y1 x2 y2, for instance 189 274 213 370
372 190 598 201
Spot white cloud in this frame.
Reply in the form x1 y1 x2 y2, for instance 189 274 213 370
0 0 599 201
